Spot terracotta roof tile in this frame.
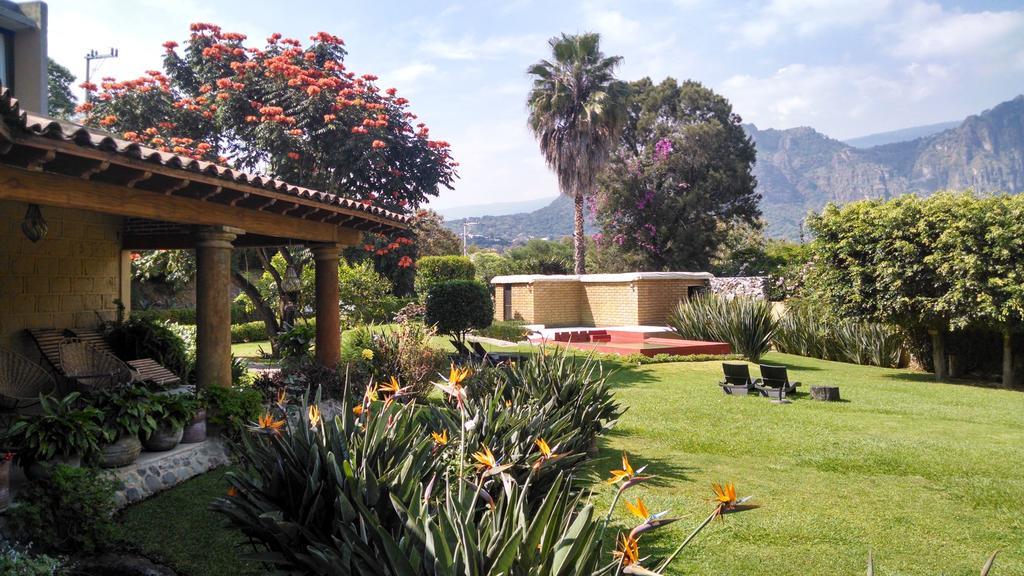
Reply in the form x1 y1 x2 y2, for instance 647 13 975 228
0 86 409 225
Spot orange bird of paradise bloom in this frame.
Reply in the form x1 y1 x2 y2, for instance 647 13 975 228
607 452 648 486
250 413 286 435
472 445 497 470
431 429 448 447
308 405 322 429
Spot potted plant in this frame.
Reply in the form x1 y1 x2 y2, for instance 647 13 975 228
142 393 197 451
92 387 157 468
181 395 207 444
2 392 103 480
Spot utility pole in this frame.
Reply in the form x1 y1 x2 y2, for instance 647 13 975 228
462 221 476 256
84 48 119 102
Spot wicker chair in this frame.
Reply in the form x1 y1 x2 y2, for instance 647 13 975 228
0 348 57 411
58 339 133 393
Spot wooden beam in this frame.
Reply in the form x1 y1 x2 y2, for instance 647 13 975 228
27 148 55 171
163 178 191 196
0 165 350 243
80 160 110 180
256 198 277 211
228 192 250 207
126 170 152 188
13 136 406 230
201 185 223 201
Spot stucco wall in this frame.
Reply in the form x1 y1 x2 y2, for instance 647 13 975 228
0 201 125 356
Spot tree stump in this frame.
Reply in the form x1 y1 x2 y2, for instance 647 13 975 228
810 386 840 401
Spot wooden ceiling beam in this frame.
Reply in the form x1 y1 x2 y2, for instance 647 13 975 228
12 136 405 229
0 165 344 243
80 160 110 180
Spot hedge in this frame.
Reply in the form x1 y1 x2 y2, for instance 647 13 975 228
414 255 475 296
133 302 254 325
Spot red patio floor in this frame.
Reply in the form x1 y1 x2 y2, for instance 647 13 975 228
530 327 731 357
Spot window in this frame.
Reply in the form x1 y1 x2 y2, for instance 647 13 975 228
0 29 12 89
687 285 707 299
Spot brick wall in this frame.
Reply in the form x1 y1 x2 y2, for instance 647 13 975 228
636 279 703 325
531 281 582 327
493 283 536 323
0 201 125 356
582 283 638 326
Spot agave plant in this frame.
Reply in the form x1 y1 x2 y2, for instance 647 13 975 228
773 300 905 368
670 293 778 362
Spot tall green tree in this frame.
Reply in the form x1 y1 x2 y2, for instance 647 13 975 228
47 58 77 119
527 33 627 274
595 78 760 270
807 192 1024 385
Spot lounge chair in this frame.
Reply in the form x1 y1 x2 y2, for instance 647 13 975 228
0 348 57 412
450 339 473 358
70 328 181 388
755 364 801 399
719 362 756 395
58 338 134 393
469 341 492 363
28 328 180 388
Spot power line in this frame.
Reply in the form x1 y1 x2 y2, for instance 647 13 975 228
84 48 119 102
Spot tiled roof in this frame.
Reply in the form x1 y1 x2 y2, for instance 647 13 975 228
0 86 409 227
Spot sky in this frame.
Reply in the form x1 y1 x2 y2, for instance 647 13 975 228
44 0 1024 211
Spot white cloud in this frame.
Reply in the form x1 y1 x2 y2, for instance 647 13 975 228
387 63 437 92
891 9 1024 59
719 63 945 139
583 8 642 44
735 0 892 46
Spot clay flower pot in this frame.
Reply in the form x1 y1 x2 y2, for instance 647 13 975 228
181 409 207 444
142 422 184 452
99 435 142 468
0 457 11 512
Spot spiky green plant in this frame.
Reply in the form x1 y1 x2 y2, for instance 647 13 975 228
670 293 778 362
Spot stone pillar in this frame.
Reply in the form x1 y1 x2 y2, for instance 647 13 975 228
196 227 240 388
311 243 342 367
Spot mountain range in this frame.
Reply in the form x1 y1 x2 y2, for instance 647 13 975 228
445 94 1024 243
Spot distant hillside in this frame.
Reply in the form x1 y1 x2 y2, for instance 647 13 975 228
435 196 557 220
843 120 961 148
440 95 1024 244
749 94 1024 238
444 195 593 249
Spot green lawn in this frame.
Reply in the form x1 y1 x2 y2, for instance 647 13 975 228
118 467 262 576
119 352 1024 575
591 353 1024 575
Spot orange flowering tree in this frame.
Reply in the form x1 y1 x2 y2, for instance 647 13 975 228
83 23 456 335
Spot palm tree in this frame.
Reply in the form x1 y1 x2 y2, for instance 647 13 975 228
527 33 627 275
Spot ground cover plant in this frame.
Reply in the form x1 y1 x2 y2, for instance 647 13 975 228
128 345 1021 575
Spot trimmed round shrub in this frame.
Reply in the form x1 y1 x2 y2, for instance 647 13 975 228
414 255 475 297
424 279 493 341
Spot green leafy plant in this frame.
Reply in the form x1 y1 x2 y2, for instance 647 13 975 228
474 320 530 342
277 322 316 366
0 542 62 576
149 393 200 431
359 323 446 400
425 279 493 343
773 300 905 368
670 293 778 362
91 386 158 442
3 393 103 467
201 385 263 434
8 464 118 555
